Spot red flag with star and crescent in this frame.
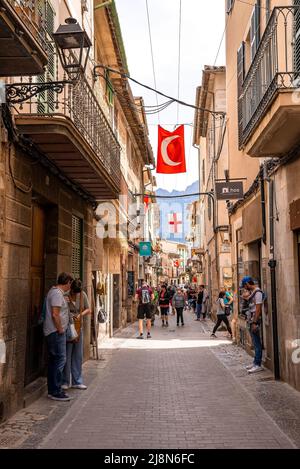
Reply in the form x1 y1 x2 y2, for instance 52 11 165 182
156 125 186 174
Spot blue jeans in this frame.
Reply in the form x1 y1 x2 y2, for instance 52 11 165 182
63 332 84 386
250 326 262 366
46 331 67 396
196 303 202 319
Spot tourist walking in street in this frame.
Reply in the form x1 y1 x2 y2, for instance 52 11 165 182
202 286 210 320
135 281 154 339
211 291 233 339
241 276 264 374
159 284 171 327
172 288 186 326
43 272 74 401
195 285 204 321
62 279 91 391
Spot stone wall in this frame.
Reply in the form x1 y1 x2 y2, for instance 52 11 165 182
0 137 94 421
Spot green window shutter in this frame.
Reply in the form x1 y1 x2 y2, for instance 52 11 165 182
105 70 114 106
294 0 300 75
72 215 83 280
37 0 56 114
250 1 261 61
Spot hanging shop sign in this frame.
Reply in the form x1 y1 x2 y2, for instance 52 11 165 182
139 242 152 257
215 182 244 200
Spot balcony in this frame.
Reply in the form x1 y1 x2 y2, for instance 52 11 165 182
13 75 121 199
0 0 48 75
238 6 300 157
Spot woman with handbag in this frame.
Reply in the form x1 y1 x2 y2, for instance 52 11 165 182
62 279 91 391
211 291 233 339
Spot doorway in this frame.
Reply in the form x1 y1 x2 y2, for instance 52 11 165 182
25 203 47 385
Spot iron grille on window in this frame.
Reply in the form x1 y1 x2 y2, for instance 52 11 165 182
72 215 83 280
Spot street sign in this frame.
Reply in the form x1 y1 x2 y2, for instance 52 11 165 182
215 182 244 200
139 242 152 257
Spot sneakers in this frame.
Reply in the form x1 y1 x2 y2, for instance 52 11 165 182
147 332 152 339
72 384 87 390
61 384 69 391
166 322 169 327
162 322 165 327
48 392 71 401
210 333 217 338
182 323 185 326
245 364 255 371
137 334 144 339
177 323 180 327
248 365 264 374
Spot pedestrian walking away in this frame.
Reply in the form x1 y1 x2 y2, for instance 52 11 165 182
241 276 265 374
159 284 171 327
43 272 74 401
202 286 210 320
172 288 186 326
196 285 204 321
62 279 91 391
135 281 154 339
211 291 233 339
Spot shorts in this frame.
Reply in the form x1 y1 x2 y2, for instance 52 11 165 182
160 307 169 316
137 304 152 320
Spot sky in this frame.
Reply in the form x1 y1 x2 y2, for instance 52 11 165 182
114 0 226 192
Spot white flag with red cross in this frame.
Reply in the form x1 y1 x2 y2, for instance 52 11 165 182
168 212 183 234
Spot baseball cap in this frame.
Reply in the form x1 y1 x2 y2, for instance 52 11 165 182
241 276 253 287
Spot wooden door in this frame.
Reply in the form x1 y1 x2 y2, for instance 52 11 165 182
25 203 46 385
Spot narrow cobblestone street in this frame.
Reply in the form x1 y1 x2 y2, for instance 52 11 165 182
1 310 300 449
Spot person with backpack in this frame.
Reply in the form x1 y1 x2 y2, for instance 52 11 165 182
159 284 171 327
211 291 233 339
241 276 265 374
135 281 154 339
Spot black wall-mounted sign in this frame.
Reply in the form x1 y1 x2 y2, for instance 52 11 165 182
216 181 244 200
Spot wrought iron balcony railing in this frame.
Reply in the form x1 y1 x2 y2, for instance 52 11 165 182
12 71 121 191
3 0 48 52
238 6 300 148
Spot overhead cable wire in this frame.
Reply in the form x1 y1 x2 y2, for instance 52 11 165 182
145 0 161 124
94 65 225 117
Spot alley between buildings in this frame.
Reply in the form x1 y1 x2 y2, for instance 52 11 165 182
0 310 300 450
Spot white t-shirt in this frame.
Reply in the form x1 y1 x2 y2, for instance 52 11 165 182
248 288 263 319
43 287 69 336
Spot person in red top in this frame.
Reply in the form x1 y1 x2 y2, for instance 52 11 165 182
135 281 154 339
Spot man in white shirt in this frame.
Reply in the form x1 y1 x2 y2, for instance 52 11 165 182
241 276 264 374
44 272 73 401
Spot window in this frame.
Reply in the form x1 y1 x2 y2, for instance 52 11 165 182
202 160 205 187
37 1 56 114
72 215 83 280
250 1 261 61
265 0 271 23
105 70 114 106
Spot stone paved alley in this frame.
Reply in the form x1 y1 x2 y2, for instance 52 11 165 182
1 310 300 450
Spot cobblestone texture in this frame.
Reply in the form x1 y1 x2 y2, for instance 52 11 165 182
0 311 300 449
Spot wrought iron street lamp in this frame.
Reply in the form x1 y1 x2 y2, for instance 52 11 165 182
52 17 92 80
5 17 91 105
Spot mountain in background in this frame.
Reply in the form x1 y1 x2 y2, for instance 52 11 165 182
156 181 199 243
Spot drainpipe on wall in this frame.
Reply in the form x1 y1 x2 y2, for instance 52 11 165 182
261 165 267 245
268 179 280 381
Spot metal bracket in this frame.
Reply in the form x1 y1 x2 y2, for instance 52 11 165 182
5 81 71 104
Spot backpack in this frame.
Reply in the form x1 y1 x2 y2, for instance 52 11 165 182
38 297 47 325
242 288 266 319
141 288 151 304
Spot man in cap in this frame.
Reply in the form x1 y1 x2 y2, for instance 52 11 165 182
241 276 264 374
